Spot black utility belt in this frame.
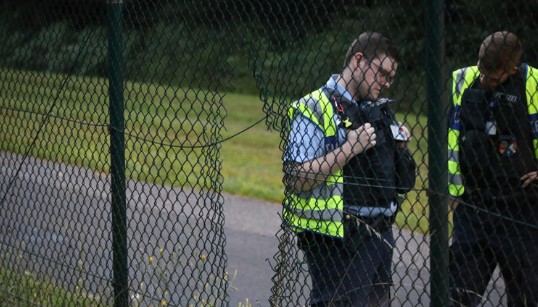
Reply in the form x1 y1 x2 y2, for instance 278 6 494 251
363 214 395 226
344 213 395 232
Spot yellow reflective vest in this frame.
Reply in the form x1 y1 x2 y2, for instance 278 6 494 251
448 65 538 197
283 89 345 238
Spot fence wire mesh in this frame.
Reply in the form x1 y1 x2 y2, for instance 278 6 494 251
1 0 538 306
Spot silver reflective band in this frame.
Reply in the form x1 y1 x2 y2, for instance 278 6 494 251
296 182 343 199
455 67 468 98
449 174 463 185
448 149 459 162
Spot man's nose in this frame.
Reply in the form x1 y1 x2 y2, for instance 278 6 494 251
479 75 493 89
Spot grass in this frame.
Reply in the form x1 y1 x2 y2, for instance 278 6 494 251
0 266 103 306
0 68 432 233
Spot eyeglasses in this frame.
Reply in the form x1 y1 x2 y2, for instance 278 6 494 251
368 59 395 86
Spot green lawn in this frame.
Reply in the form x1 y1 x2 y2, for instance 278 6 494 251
0 68 431 232
0 266 104 306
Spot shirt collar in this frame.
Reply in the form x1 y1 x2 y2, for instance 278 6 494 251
324 74 357 104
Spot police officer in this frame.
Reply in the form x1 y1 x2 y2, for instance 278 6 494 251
283 32 415 306
448 31 538 306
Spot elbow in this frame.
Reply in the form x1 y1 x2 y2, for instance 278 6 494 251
283 173 310 194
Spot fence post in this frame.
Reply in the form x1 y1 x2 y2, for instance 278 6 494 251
107 1 128 306
425 0 449 306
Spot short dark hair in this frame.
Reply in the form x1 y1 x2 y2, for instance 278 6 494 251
343 32 400 68
478 31 522 73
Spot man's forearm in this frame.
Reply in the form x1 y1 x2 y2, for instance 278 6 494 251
286 142 357 193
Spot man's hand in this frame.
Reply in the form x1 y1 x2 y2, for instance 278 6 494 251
521 170 538 188
346 123 376 154
396 121 411 149
287 123 376 193
398 122 411 139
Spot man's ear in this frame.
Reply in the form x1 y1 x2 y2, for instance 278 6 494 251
354 52 364 69
509 64 519 76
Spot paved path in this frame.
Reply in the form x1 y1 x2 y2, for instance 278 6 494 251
225 192 506 307
224 193 434 306
0 152 505 306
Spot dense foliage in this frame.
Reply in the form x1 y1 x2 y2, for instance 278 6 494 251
1 0 537 114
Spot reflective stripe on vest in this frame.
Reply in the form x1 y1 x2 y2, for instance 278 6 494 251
284 89 345 238
448 67 479 197
448 65 538 197
526 66 538 159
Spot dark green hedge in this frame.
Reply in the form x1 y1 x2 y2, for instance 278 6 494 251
1 0 536 114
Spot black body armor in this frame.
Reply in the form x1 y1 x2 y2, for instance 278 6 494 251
459 69 538 200
332 95 416 207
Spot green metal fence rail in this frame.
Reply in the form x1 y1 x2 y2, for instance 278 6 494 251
425 1 448 306
1 1 537 306
107 1 128 306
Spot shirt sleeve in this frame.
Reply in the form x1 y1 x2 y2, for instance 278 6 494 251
284 113 325 163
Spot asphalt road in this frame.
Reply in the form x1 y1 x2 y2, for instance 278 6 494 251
0 152 506 306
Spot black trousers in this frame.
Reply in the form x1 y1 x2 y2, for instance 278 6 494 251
298 216 394 306
449 202 538 306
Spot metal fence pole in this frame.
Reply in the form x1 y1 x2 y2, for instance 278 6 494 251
107 1 128 306
425 0 449 306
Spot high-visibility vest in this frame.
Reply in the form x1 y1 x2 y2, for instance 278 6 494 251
448 65 538 197
283 89 345 238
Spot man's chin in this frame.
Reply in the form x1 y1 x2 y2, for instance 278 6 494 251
365 92 380 101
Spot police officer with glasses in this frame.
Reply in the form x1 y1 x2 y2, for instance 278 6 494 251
283 31 416 307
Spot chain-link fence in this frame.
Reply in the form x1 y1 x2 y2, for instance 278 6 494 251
1 0 538 306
